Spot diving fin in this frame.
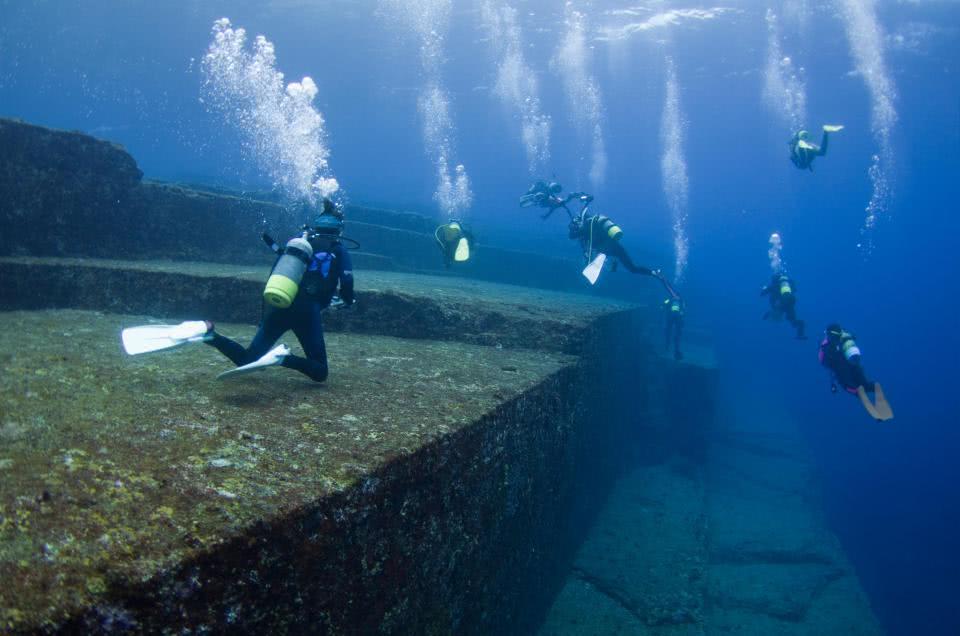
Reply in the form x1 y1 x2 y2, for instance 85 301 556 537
872 383 894 421
857 385 894 421
454 237 470 262
823 124 844 133
582 253 606 285
122 321 211 355
797 139 816 150
217 344 290 380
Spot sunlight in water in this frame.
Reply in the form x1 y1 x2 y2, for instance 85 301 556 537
481 1 551 175
201 18 338 204
660 57 689 282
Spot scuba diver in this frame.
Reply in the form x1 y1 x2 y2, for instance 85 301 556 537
567 196 678 295
761 272 806 339
663 295 685 361
519 179 587 220
819 324 893 421
121 198 355 382
434 219 474 267
789 124 844 171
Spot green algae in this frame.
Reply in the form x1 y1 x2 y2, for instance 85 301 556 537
0 309 571 630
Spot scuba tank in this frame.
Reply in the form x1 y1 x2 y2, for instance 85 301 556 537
840 332 861 361
441 222 462 243
593 215 624 241
263 234 314 308
778 275 793 297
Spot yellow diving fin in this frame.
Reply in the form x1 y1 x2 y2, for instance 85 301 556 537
454 237 470 262
872 383 894 421
823 124 844 133
857 385 894 421
797 140 816 150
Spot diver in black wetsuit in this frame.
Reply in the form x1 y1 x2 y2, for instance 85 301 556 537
819 324 875 394
434 219 474 268
761 273 806 339
788 125 843 171
568 208 652 275
519 180 586 219
205 199 355 382
663 296 685 361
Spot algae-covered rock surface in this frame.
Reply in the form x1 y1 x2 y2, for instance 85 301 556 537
0 310 572 631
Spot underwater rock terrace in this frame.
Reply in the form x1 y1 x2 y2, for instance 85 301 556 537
0 255 665 633
0 257 633 355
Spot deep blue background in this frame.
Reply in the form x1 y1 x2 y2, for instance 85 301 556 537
2 1 958 633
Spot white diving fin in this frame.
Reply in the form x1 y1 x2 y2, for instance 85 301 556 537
822 124 844 133
217 344 290 380
797 139 816 150
454 237 470 262
122 321 211 355
582 253 606 285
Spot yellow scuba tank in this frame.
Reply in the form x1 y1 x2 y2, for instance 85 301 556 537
595 215 623 241
263 235 313 308
778 276 792 297
442 222 462 242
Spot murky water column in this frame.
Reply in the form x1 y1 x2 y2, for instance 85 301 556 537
201 18 339 204
762 9 806 133
768 232 784 274
381 0 472 219
554 2 606 191
839 0 897 253
660 58 689 282
480 1 551 175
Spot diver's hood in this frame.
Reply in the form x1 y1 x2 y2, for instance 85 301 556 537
310 214 344 236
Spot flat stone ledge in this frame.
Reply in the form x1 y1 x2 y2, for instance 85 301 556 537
0 310 575 632
0 257 636 354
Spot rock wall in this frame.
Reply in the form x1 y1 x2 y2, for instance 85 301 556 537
0 259 653 633
0 118 590 294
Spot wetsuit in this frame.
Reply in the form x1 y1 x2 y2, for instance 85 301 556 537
789 129 830 171
664 297 684 360
207 239 354 382
520 181 584 219
761 274 805 338
819 332 875 394
570 214 652 275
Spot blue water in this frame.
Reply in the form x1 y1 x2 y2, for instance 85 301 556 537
2 1 958 633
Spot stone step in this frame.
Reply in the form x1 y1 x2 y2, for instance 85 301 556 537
0 257 636 354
